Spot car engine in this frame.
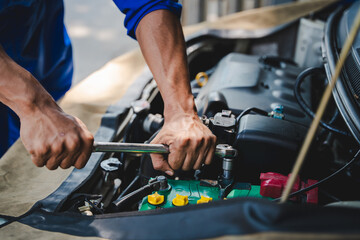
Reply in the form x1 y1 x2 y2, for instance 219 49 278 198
60 2 360 216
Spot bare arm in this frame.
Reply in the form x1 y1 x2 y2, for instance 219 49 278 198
136 10 216 175
0 46 93 170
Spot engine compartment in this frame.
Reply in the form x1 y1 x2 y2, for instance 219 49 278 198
59 3 360 216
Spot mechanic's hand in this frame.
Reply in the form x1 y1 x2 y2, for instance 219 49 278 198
150 114 216 176
20 104 94 170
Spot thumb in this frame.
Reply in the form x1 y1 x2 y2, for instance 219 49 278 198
150 153 174 176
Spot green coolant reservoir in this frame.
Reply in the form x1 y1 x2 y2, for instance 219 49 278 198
138 179 266 211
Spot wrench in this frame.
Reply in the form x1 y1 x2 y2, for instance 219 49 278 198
93 142 169 154
93 142 237 158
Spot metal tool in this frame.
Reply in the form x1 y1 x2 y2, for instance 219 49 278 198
94 142 237 159
93 142 169 154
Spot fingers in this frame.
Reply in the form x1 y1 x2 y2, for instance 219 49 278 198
193 142 208 170
204 134 216 165
182 137 202 171
183 133 216 171
31 145 51 167
151 122 216 174
167 138 188 170
45 141 66 170
151 153 174 176
57 134 81 170
25 117 93 170
73 130 94 169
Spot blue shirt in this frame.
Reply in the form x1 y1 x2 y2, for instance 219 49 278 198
113 0 182 39
0 0 182 157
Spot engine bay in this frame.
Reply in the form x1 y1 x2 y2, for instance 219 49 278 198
59 3 360 216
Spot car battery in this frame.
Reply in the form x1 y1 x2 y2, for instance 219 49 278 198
139 179 266 211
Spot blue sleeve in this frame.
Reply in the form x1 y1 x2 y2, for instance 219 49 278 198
113 0 182 40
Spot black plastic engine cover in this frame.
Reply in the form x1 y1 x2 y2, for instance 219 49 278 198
196 53 311 126
195 53 312 178
234 114 308 179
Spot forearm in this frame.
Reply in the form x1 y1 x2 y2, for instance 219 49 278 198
135 10 216 173
0 46 57 118
0 46 93 170
136 10 196 120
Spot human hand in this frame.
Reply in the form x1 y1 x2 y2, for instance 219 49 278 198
150 114 216 176
0 47 93 170
20 104 94 170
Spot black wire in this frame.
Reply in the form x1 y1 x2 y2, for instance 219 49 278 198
236 107 268 124
294 67 351 137
328 108 339 125
116 175 140 200
273 148 360 202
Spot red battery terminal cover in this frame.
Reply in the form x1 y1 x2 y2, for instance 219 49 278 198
260 172 318 204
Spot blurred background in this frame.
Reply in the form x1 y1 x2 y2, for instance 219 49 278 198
64 0 298 85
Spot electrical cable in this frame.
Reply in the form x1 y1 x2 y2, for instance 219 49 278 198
294 67 351 137
274 148 360 202
116 175 140 201
236 107 268 124
328 108 339 125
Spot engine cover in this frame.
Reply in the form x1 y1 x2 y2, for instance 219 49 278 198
196 53 310 125
195 53 312 177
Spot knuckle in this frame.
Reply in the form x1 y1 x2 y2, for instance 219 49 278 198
59 163 70 169
74 157 87 169
36 146 49 157
52 142 63 155
86 134 94 143
32 158 45 167
74 163 83 169
66 137 79 151
28 148 36 156
60 160 72 169
46 162 58 170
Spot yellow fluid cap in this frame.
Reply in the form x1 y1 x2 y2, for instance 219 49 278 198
172 194 189 206
197 195 213 204
148 192 164 206
195 72 209 87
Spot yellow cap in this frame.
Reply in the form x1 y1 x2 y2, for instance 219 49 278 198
195 72 209 87
148 192 164 206
197 195 213 204
172 194 189 206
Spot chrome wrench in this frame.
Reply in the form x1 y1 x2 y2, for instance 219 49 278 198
93 142 237 158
